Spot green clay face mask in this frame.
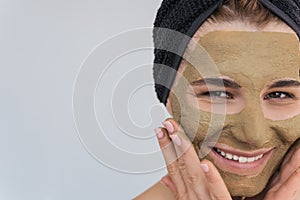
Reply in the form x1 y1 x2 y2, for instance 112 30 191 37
169 31 300 197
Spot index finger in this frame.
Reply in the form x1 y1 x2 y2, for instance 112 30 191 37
163 119 210 199
201 160 232 200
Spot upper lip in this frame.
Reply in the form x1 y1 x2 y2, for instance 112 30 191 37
208 143 274 157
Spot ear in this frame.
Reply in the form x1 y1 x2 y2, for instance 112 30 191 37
166 98 173 116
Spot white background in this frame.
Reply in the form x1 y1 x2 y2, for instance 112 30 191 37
0 0 168 199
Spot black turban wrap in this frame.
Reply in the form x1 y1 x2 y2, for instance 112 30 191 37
153 0 300 104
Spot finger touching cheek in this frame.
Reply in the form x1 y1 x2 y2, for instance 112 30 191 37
155 128 177 165
268 169 300 200
201 160 231 200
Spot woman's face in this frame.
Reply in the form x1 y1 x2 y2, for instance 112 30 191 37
168 27 300 197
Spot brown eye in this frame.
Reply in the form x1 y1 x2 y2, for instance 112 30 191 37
264 92 293 100
198 91 234 99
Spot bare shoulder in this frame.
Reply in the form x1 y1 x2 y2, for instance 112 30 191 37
133 181 175 200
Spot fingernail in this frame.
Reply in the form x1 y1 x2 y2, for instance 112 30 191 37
170 135 181 146
163 121 175 134
200 164 209 173
155 128 164 139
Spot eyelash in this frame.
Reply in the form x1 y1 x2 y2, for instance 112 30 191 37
263 91 294 100
196 91 294 101
197 91 234 99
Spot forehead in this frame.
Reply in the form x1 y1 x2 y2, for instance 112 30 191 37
184 31 300 87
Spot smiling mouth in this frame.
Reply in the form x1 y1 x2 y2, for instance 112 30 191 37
213 147 264 163
207 144 274 176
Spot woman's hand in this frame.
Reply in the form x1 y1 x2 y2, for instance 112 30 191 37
261 145 300 200
156 119 300 200
156 119 232 200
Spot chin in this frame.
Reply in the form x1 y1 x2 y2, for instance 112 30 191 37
197 144 286 197
206 156 271 197
221 171 269 197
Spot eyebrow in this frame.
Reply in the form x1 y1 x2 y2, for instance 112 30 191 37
267 80 300 89
191 78 241 89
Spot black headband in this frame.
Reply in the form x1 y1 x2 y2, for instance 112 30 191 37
153 0 300 104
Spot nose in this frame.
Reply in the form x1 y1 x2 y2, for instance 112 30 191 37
231 97 272 148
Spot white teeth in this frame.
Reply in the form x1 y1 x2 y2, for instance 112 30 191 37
225 153 233 160
255 154 263 160
221 151 226 156
239 156 247 163
233 155 239 161
215 148 264 163
247 157 255 162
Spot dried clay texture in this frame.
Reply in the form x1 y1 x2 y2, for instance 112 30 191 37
169 31 300 197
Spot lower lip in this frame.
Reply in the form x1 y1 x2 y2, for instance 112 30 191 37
208 148 274 176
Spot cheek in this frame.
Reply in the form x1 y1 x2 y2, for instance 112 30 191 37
181 110 210 143
262 101 300 121
269 115 300 144
170 91 211 142
170 92 226 155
